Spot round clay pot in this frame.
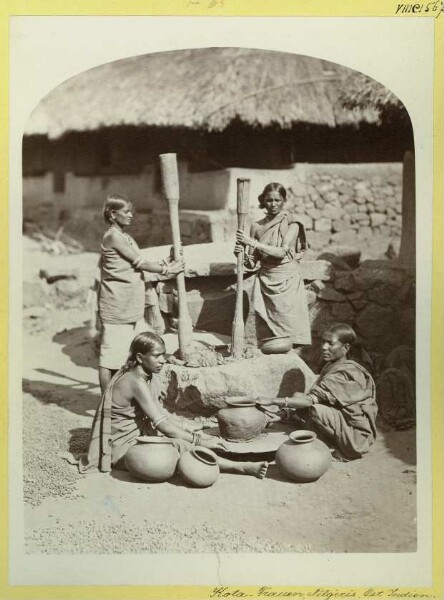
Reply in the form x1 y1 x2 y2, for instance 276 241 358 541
276 430 332 483
125 441 179 483
260 336 292 355
217 400 266 442
178 447 220 488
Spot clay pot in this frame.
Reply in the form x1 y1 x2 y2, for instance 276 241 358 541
217 399 267 442
125 440 179 483
178 447 220 488
276 430 332 483
260 336 292 355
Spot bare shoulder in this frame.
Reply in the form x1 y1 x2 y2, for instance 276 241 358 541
102 228 120 249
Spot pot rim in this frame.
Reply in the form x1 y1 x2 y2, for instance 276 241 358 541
192 447 218 465
225 399 257 408
288 430 317 444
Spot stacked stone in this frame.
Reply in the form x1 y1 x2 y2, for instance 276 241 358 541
286 167 402 251
306 259 415 355
130 212 212 247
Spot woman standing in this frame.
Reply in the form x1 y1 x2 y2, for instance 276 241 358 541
235 182 311 347
98 194 184 393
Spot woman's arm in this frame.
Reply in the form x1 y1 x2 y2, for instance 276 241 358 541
236 223 299 259
133 380 227 450
106 230 184 275
257 392 315 410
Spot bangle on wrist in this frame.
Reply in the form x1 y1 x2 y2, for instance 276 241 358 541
283 397 289 409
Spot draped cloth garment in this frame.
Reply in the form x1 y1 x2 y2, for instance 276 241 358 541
306 359 378 458
79 370 170 473
251 211 311 345
99 231 145 324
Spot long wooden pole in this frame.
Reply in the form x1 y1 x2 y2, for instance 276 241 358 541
159 153 193 363
231 178 250 359
398 150 416 267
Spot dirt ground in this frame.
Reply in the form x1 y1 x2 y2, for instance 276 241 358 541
21 237 417 554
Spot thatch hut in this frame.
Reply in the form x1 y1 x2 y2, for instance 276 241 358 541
23 47 413 250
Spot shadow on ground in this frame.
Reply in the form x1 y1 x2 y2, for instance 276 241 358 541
23 375 100 418
53 325 99 369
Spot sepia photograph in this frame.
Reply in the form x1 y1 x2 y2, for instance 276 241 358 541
6 11 441 595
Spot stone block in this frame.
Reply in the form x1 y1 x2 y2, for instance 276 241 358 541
289 181 309 196
316 253 352 272
352 265 405 290
308 231 331 250
334 272 355 292
357 226 373 240
306 208 322 220
370 213 386 227
332 219 350 232
293 213 313 230
331 301 355 322
160 353 316 414
317 287 347 301
355 303 400 350
368 284 400 306
314 198 326 209
314 218 332 232
324 191 340 203
299 259 333 282
323 206 344 221
326 245 361 268
330 230 358 245
338 183 354 197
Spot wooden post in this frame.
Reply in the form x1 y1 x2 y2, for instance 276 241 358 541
231 178 250 359
159 153 193 362
398 151 416 267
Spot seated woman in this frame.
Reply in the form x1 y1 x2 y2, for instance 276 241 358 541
80 331 268 479
258 323 378 460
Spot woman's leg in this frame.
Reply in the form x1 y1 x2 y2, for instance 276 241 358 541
216 456 268 479
99 366 114 394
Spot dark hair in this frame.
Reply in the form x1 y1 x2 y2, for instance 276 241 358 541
102 194 131 224
124 331 165 369
324 322 357 355
258 183 287 209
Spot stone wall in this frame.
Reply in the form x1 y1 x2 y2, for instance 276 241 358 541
283 163 403 251
23 162 403 253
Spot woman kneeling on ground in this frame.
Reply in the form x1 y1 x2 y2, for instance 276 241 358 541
80 331 268 479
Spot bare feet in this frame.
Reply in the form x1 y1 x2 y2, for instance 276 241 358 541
241 461 269 479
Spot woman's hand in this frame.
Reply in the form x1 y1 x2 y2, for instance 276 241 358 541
234 242 243 256
236 229 254 247
200 436 228 452
168 244 184 262
167 258 185 275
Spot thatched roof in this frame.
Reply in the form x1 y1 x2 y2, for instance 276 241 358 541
25 47 397 139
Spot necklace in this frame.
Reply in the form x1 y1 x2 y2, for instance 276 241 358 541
110 225 132 244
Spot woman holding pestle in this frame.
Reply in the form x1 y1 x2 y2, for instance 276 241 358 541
98 194 184 393
235 182 311 348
